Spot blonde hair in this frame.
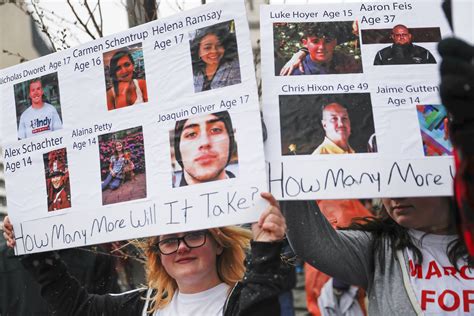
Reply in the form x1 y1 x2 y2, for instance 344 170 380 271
143 226 252 313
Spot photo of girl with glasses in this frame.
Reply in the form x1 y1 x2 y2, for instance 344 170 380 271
2 192 289 315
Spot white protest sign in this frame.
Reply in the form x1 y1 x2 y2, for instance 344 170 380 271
452 0 474 43
0 0 267 255
261 1 454 200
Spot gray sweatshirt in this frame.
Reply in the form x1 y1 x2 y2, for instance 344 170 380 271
281 201 420 316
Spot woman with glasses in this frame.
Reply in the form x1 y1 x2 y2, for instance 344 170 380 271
2 192 288 315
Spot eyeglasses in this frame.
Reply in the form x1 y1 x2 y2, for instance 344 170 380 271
155 231 207 255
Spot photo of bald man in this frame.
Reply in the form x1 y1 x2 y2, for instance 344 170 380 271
279 93 377 156
313 103 354 154
373 24 437 65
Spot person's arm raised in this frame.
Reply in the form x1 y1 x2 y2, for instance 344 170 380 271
251 192 286 242
224 193 288 316
280 200 374 289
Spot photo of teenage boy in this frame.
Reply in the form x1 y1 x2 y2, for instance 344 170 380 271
44 148 71 212
171 111 238 187
103 44 148 110
374 24 436 65
99 127 146 205
190 20 241 92
15 76 63 139
279 93 376 155
275 21 362 76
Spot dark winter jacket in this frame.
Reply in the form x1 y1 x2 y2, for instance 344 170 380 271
373 43 436 65
20 241 287 316
0 241 120 316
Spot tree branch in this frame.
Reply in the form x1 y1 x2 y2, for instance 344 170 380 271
19 3 81 45
174 0 184 12
98 0 103 35
66 0 97 40
31 2 58 51
84 0 103 37
2 49 28 63
77 246 146 264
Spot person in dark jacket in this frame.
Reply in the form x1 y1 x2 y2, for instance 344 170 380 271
0 224 122 316
373 24 436 65
438 37 474 258
2 192 288 315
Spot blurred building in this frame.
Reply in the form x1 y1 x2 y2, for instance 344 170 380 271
0 1 52 68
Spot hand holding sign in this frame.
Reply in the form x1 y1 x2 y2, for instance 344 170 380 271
252 192 286 242
2 216 15 248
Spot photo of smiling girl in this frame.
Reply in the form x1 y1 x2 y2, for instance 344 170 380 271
103 44 148 110
190 20 241 93
99 127 147 205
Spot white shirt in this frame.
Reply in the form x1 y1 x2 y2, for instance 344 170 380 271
18 102 63 139
156 283 230 316
406 229 474 315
